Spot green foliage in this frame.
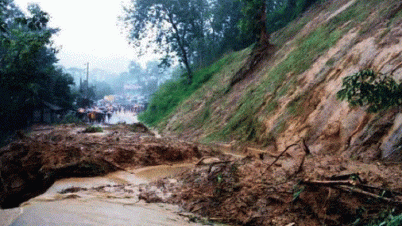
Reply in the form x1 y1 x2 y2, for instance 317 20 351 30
0 1 74 134
266 0 323 34
219 14 348 141
292 184 305 202
379 213 402 226
216 0 381 142
238 0 266 43
122 0 250 83
138 0 396 144
353 209 402 226
83 126 103 133
139 53 236 126
337 69 402 113
59 114 82 125
238 0 324 43
123 0 324 84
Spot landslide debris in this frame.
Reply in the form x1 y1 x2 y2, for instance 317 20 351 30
11 124 402 225
142 142 402 226
0 124 212 208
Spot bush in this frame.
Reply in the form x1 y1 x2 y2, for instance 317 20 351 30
83 126 103 133
59 113 82 124
337 69 402 112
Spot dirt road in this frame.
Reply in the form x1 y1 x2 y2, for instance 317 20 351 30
0 124 213 225
6 171 200 226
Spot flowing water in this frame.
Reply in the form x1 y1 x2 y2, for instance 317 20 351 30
1 165 200 226
109 111 138 124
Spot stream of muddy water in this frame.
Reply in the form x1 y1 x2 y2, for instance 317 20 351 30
0 164 201 226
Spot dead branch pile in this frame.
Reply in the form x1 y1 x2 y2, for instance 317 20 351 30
161 142 402 226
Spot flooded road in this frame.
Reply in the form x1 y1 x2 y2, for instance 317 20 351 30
10 200 198 226
109 111 138 124
1 166 200 226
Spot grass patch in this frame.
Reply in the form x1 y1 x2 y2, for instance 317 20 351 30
139 51 247 127
325 57 336 67
264 100 279 115
286 94 307 116
215 0 381 141
83 126 103 133
139 0 400 143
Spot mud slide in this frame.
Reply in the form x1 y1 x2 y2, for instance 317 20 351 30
4 169 201 226
0 124 211 208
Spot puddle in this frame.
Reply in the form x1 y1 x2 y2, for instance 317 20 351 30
10 199 199 226
132 163 193 180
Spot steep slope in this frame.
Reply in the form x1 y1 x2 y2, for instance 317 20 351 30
158 0 402 162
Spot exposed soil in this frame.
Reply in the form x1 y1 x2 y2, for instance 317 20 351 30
2 124 402 225
0 123 214 208
142 142 402 226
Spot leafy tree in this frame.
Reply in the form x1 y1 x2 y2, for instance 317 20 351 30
122 0 208 84
122 0 323 85
239 0 270 46
0 1 74 135
337 69 402 113
266 0 324 33
122 0 251 83
205 0 249 63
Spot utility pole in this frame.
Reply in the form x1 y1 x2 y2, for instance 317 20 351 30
86 62 89 92
84 62 89 99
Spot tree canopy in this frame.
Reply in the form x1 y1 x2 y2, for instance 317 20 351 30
122 0 251 84
0 0 74 134
337 69 402 113
122 0 323 84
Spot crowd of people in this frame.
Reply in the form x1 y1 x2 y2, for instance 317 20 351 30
75 104 146 124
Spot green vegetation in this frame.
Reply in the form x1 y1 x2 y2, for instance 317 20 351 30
0 1 74 142
370 213 402 226
139 52 243 126
137 0 328 131
217 4 353 142
59 114 83 125
352 209 402 226
214 0 389 143
122 0 251 83
266 0 326 34
83 126 103 133
139 0 402 145
337 69 402 113
123 0 324 84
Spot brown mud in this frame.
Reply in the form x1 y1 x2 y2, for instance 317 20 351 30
142 142 402 226
2 124 402 225
0 123 214 208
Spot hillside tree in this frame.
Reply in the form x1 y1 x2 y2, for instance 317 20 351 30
0 1 74 134
239 0 270 46
122 0 210 84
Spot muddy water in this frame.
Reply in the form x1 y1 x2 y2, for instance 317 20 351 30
109 111 138 124
2 165 199 226
133 163 194 180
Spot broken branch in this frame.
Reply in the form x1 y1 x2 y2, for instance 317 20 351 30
337 185 402 205
301 180 358 186
265 143 299 171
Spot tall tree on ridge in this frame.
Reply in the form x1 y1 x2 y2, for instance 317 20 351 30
239 0 270 47
122 0 209 84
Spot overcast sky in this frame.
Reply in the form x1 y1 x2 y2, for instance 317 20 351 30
13 0 150 74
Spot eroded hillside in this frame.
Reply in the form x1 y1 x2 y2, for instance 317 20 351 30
159 0 402 163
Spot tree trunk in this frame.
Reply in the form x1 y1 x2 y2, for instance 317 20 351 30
258 1 270 46
166 12 193 84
